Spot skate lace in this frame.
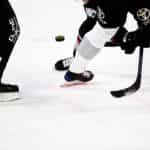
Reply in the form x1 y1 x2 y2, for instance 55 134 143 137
62 57 73 67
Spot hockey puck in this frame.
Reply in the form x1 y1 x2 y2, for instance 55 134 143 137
55 35 65 42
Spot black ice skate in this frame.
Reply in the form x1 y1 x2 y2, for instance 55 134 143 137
0 83 19 102
61 70 94 87
55 57 73 71
64 70 94 82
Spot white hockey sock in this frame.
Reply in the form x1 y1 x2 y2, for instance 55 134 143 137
69 23 118 74
69 52 89 73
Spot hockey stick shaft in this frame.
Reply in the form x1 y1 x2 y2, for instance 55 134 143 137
105 41 120 47
137 46 144 82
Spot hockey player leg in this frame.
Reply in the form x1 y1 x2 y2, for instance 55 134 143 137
0 1 20 101
64 23 118 83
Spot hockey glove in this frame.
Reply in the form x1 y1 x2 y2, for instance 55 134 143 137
121 29 150 54
121 31 138 54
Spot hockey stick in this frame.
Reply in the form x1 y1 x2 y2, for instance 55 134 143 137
105 41 120 47
110 46 144 98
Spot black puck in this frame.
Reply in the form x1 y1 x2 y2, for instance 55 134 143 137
55 35 65 41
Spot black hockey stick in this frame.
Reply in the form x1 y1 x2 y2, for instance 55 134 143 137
110 46 144 98
105 41 120 47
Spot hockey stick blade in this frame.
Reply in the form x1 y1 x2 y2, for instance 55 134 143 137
111 46 144 98
110 77 141 97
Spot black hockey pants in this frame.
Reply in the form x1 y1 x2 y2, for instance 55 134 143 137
0 0 20 80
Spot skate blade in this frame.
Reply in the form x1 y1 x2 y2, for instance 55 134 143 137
0 92 20 102
60 81 88 88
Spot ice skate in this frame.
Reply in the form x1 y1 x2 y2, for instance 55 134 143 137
64 71 94 84
54 57 73 71
0 83 19 102
61 70 94 87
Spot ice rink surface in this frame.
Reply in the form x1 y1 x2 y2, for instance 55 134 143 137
1 0 150 149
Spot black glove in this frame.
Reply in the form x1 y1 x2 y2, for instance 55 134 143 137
121 29 150 54
121 31 138 54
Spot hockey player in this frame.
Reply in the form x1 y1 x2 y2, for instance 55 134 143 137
59 0 150 83
55 0 127 71
0 0 20 101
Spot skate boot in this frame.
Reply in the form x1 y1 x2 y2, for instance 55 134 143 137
0 83 19 102
64 70 94 82
54 57 73 71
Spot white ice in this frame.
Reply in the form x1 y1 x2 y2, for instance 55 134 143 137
1 0 150 149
